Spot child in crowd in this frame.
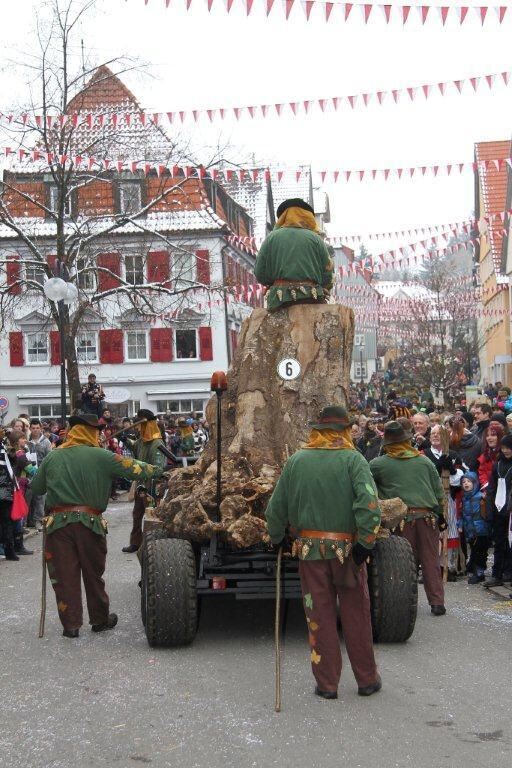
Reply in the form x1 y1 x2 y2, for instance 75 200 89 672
459 471 489 584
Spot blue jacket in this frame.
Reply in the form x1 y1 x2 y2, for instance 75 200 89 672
460 472 488 539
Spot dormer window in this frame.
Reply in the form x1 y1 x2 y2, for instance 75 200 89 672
119 182 142 215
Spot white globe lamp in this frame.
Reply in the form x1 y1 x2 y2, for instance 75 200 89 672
43 277 69 302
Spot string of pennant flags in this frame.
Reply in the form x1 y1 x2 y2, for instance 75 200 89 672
5 147 511 183
136 0 511 27
0 69 508 126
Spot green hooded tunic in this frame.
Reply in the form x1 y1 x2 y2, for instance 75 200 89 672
369 454 445 518
265 449 381 560
30 446 160 536
254 226 333 311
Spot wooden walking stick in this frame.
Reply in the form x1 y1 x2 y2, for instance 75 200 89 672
38 523 47 638
440 427 450 583
274 546 283 713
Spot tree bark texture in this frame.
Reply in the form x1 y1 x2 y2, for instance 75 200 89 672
157 304 355 547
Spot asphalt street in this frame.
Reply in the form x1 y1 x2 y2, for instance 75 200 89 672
1 502 511 768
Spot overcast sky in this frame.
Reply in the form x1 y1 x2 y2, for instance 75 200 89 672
0 0 511 249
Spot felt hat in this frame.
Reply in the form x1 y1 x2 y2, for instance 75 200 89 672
68 413 104 430
137 408 156 421
382 420 413 446
276 198 315 219
309 405 352 431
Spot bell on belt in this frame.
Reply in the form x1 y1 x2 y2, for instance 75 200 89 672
301 543 310 559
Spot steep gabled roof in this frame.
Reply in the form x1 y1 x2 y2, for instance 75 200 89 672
67 65 141 112
475 139 511 276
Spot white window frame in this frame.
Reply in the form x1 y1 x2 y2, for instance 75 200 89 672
26 332 49 365
119 182 142 215
125 330 148 362
125 254 145 285
76 331 98 363
77 258 95 291
27 403 62 418
49 185 71 216
354 334 365 347
156 398 206 417
354 362 367 379
25 262 46 286
174 329 199 361
172 251 196 285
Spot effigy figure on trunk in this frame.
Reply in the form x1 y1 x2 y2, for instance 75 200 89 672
254 198 334 311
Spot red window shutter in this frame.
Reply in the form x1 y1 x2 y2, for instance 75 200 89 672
196 249 210 285
150 328 173 362
198 327 213 361
147 251 170 284
97 252 121 292
50 330 61 365
9 331 24 366
99 329 124 364
47 255 58 275
6 255 21 295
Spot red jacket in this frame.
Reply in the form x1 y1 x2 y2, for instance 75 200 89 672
477 452 498 491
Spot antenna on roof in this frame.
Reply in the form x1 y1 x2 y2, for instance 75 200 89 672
81 39 86 86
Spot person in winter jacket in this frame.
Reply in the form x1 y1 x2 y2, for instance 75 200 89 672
0 436 17 560
449 416 481 471
477 425 504 492
484 434 512 587
356 419 382 461
459 472 489 584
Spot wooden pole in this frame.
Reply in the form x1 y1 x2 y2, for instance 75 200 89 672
274 546 283 713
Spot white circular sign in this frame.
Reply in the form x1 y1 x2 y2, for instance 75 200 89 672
103 387 131 404
277 358 301 381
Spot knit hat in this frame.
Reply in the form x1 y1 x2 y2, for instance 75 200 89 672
382 419 413 446
490 412 507 429
309 405 352 431
276 198 315 219
500 434 512 451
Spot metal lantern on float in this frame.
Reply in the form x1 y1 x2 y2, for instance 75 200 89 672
43 277 68 302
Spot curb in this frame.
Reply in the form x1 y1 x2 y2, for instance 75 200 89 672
486 584 512 600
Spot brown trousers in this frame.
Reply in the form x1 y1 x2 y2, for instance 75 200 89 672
129 495 146 548
399 518 444 606
45 524 109 631
299 559 378 693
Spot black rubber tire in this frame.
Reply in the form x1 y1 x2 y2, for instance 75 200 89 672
143 537 198 647
140 529 169 626
368 535 418 643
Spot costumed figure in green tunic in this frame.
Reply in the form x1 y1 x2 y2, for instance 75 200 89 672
30 414 158 638
254 198 334 311
122 409 167 553
265 405 382 699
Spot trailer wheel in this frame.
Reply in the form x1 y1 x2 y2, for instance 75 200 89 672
143 537 198 647
368 535 417 643
140 529 169 626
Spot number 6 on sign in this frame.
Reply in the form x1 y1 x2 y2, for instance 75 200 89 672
277 358 301 381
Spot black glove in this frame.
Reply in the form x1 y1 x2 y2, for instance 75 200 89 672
438 455 452 472
352 542 370 566
438 514 448 532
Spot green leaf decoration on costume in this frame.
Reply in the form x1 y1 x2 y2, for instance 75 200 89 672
365 483 377 496
304 593 313 610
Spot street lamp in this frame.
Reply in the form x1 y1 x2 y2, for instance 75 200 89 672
43 264 77 425
358 345 365 384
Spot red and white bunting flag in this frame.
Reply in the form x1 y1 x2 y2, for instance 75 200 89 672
332 96 340 110
377 91 385 104
246 0 254 15
285 0 294 19
226 0 235 12
111 114 118 129
502 71 510 85
325 2 334 21
266 0 275 14
486 74 495 88
498 6 508 23
344 3 353 21
247 105 255 118
277 170 284 182
233 107 241 120
439 6 450 25
419 5 430 23
304 1 314 20
192 110 199 122
130 161 138 173
167 112 174 123
362 93 370 106
422 84 430 98
382 4 392 23
347 94 356 109
402 5 411 24
470 77 480 91
363 3 372 23
289 102 298 115
478 6 488 25
207 0 214 10
207 109 215 121
454 80 463 93
303 100 311 113
318 98 326 112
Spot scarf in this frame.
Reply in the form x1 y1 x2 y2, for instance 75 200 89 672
383 440 421 460
275 206 319 233
179 425 194 439
304 427 355 451
58 425 100 449
140 420 162 442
